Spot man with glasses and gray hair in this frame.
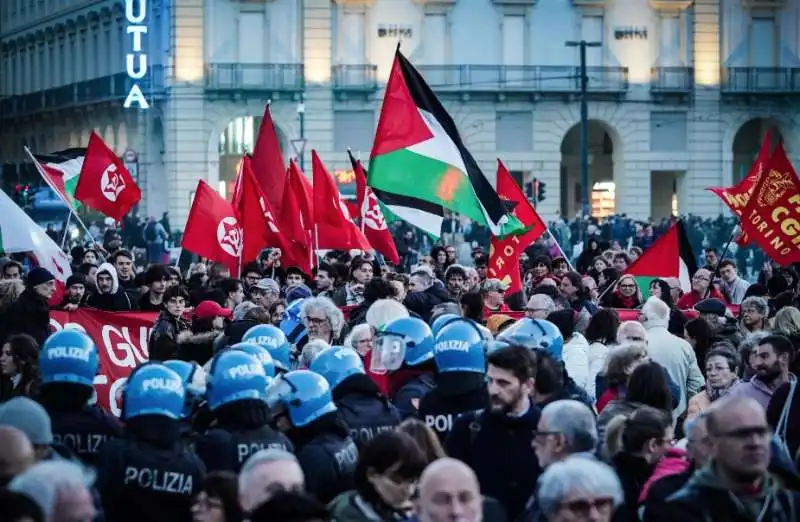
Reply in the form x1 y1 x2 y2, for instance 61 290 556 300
239 448 305 514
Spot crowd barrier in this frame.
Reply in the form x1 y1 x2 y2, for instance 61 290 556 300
49 304 738 414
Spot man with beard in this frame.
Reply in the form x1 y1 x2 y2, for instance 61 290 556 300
728 334 794 410
444 345 542 521
58 274 88 311
85 263 133 311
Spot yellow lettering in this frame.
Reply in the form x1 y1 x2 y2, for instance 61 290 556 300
503 245 515 257
789 194 800 206
781 218 800 238
772 207 790 222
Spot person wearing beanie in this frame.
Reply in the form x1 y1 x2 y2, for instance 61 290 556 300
57 273 88 311
0 267 54 346
0 397 54 460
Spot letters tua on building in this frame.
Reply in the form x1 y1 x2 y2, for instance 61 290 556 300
2 0 799 225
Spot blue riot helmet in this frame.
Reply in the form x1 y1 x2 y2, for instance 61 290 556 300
163 360 207 418
242 324 291 372
433 318 486 374
496 318 564 360
280 299 308 350
206 350 269 411
232 342 276 382
373 317 434 372
265 370 337 428
309 347 365 390
431 313 460 337
40 330 100 387
122 363 186 421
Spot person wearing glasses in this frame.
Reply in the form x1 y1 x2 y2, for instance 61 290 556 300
536 456 623 522
677 268 727 310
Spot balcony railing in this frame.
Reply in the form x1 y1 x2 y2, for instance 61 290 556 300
0 65 165 119
721 67 799 94
416 65 629 94
205 63 305 93
332 64 378 91
651 67 694 93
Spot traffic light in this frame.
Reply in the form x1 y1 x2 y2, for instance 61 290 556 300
538 181 547 202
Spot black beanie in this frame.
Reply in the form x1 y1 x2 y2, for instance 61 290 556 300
26 267 55 288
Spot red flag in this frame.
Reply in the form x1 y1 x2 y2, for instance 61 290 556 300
740 143 800 266
182 181 242 274
74 131 141 220
279 168 313 275
286 160 313 232
251 103 287 216
708 129 773 245
488 161 547 293
349 151 399 264
234 156 291 265
312 151 371 251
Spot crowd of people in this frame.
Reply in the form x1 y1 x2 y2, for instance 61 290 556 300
0 210 799 522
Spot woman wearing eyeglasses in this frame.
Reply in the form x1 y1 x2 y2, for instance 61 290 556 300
602 274 643 309
537 456 624 522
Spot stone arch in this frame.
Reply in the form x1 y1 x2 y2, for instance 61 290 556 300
207 107 294 200
727 117 786 184
558 119 623 218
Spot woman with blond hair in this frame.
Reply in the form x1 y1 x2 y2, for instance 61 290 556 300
602 274 644 309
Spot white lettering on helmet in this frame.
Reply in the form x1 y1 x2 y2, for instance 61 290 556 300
253 335 279 348
228 363 263 379
434 340 470 353
141 377 182 394
47 345 93 362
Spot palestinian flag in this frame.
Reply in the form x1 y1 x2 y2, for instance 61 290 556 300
26 147 85 209
368 49 507 234
625 221 697 294
373 188 445 239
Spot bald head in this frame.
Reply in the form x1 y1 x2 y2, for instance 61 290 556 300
0 426 35 485
417 458 482 522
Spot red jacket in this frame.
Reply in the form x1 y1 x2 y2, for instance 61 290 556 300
676 286 726 309
638 448 691 502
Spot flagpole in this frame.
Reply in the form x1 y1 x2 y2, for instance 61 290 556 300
60 210 73 250
706 222 739 299
548 230 576 273
23 146 101 250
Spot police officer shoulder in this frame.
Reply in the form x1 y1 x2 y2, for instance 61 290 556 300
195 348 293 474
38 330 123 465
96 363 206 522
266 369 358 504
310 346 401 447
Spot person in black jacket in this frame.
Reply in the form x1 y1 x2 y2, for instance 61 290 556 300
266 370 358 504
310 346 401 447
1 267 55 347
195 350 292 473
446 345 541 521
84 263 133 311
149 286 191 361
96 363 205 522
404 268 454 324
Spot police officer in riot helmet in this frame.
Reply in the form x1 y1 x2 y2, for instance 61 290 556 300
162 360 208 444
266 369 358 503
242 324 293 375
96 363 205 522
37 330 123 466
373 317 437 418
195 348 292 473
417 317 490 441
310 346 401 447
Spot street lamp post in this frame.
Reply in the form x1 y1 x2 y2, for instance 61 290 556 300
565 39 601 219
296 95 306 170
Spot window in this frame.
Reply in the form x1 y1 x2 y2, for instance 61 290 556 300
650 112 687 152
339 11 365 64
334 111 375 156
749 18 776 67
496 111 533 153
581 16 603 66
658 15 681 65
422 14 446 64
502 16 525 67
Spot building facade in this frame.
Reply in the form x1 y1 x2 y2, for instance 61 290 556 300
1 0 799 227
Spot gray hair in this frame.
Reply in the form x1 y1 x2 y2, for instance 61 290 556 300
299 339 331 367
616 320 647 344
529 294 555 314
9 460 95 521
239 448 301 491
738 330 769 360
641 296 670 324
410 269 433 288
300 296 345 337
233 301 259 321
537 457 624 515
740 296 768 316
344 323 373 351
540 400 598 453
365 299 409 329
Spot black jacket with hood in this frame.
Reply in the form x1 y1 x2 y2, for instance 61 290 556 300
85 263 134 312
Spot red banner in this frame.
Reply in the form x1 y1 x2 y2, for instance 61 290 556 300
50 309 157 415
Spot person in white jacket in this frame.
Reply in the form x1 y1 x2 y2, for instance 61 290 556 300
548 309 590 393
584 309 622 400
641 297 704 420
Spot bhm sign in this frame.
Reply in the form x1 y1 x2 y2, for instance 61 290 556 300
124 0 149 109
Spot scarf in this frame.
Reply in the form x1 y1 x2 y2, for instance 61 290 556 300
707 378 739 402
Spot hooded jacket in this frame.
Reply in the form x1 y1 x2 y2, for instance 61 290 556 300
85 263 133 312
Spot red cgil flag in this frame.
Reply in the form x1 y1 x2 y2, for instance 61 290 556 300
488 161 547 294
280 164 313 275
349 150 399 264
182 180 242 275
74 131 141 220
250 103 287 216
312 150 371 251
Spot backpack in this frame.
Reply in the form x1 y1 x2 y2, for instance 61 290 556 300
144 223 157 242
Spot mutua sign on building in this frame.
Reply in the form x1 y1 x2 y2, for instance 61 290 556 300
124 0 150 109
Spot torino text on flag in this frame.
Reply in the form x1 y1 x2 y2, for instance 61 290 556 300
124 0 149 110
